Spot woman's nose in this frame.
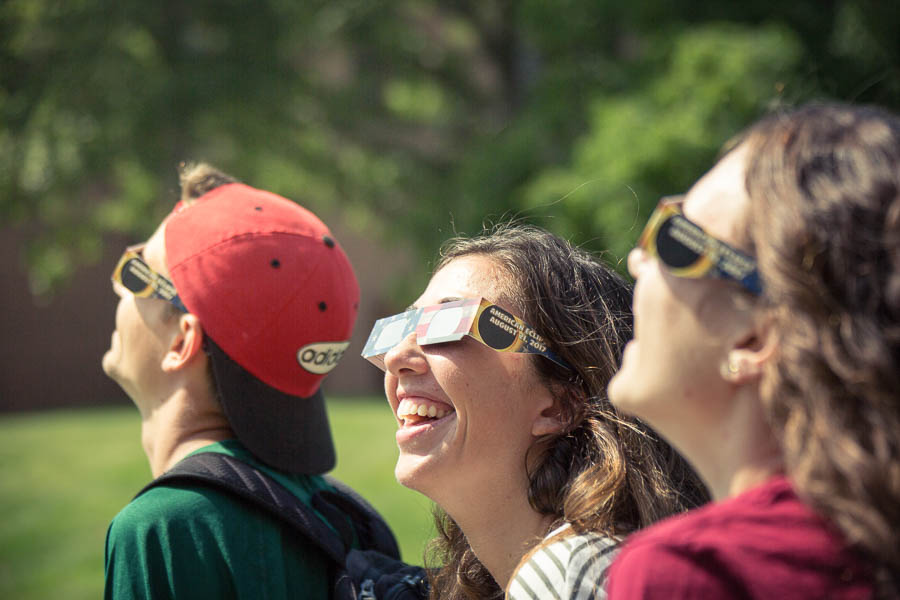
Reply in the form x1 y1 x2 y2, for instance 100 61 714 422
382 332 428 377
627 246 649 280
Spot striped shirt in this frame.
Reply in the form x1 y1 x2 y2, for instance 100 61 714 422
507 524 619 600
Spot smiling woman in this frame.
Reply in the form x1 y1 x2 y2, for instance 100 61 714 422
362 224 708 599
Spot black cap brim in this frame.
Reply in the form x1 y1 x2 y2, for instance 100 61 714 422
206 340 337 475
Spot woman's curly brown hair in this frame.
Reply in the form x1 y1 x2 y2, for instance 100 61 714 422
423 224 708 599
744 103 900 598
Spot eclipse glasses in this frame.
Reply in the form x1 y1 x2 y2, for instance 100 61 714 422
361 298 571 371
111 245 187 312
639 196 762 296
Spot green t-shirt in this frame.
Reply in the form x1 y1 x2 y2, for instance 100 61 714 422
104 440 336 599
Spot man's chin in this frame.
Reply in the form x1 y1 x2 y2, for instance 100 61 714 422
100 350 126 388
101 350 115 377
102 330 121 374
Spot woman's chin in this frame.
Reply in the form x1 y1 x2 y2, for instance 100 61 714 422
394 454 442 499
607 368 633 410
607 345 645 412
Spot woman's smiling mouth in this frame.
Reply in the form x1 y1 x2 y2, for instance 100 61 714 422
396 398 455 426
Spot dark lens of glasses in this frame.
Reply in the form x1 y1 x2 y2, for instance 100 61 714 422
656 217 703 269
477 305 519 351
120 259 151 293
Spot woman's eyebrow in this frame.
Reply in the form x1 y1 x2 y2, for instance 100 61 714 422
408 296 467 311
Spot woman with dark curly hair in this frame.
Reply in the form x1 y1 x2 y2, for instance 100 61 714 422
361 224 707 599
606 103 900 599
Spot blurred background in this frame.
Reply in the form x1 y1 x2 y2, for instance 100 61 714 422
3 0 900 409
2 0 899 597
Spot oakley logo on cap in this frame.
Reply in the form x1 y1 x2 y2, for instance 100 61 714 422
297 341 351 374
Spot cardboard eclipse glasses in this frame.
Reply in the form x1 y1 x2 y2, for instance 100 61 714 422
111 245 188 312
640 196 762 296
361 298 571 371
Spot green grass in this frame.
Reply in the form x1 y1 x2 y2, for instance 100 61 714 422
0 399 434 600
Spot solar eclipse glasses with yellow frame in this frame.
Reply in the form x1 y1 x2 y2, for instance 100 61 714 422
111 244 188 313
639 196 762 296
361 298 571 371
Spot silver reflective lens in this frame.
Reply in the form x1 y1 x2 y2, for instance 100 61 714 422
425 306 463 339
374 314 414 353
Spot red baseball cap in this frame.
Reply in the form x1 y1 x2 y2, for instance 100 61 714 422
164 182 360 474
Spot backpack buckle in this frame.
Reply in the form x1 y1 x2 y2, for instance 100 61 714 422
359 579 376 599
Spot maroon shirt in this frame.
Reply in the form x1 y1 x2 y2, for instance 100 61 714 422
606 476 871 599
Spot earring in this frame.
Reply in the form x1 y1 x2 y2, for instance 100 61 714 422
727 357 740 375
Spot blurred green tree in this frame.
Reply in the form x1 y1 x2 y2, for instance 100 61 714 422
521 23 803 262
2 0 898 298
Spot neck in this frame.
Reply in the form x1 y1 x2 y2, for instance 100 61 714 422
443 480 554 589
675 389 782 501
140 387 234 478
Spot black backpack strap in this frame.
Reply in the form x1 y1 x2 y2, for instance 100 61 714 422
137 452 346 565
318 475 402 560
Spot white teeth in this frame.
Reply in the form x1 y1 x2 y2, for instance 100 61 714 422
397 399 453 420
398 400 417 416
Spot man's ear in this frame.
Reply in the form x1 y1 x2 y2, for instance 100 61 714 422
722 316 778 384
161 314 205 373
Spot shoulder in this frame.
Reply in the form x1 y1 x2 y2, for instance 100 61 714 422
104 487 243 599
105 475 334 598
605 533 739 599
611 476 803 553
604 483 768 584
604 503 753 599
110 484 210 527
189 442 332 504
111 446 333 541
107 483 256 550
508 531 619 600
107 452 332 555
606 477 865 599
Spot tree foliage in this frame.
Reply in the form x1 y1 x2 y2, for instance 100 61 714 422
2 0 898 298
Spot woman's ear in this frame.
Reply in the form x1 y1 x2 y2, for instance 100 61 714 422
721 316 778 384
161 314 205 373
531 385 569 437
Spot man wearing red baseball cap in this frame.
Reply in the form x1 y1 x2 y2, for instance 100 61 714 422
102 163 362 598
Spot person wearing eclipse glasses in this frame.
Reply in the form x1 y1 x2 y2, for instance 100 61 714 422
101 163 364 599
606 103 900 599
361 224 708 599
